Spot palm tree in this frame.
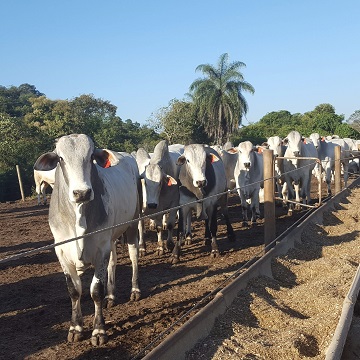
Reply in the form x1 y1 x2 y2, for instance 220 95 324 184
189 53 255 144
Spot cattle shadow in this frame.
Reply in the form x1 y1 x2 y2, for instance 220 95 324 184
0 240 55 263
0 204 49 217
0 272 71 359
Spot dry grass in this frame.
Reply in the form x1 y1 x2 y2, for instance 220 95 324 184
186 187 360 360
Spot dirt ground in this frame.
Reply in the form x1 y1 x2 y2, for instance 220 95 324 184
0 178 358 360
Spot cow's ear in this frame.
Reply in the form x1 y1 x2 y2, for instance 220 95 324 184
207 153 220 163
226 147 238 154
177 155 186 165
262 142 269 148
255 146 264 153
165 175 177 186
93 149 120 168
283 138 289 145
34 152 59 171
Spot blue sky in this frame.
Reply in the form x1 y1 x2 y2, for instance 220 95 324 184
1 1 359 126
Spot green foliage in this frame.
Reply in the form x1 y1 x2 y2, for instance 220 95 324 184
347 110 360 133
148 99 209 145
0 84 160 201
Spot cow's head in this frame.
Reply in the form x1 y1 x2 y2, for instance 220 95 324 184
266 136 283 157
37 134 118 204
177 144 219 188
284 131 302 157
236 141 256 170
143 163 177 209
309 133 321 148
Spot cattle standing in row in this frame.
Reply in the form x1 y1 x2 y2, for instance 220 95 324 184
174 144 235 262
33 153 57 205
283 131 318 214
136 140 183 257
231 141 264 226
37 134 141 346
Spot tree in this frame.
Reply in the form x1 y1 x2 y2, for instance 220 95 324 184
347 110 360 133
301 103 344 136
148 99 208 144
189 53 255 144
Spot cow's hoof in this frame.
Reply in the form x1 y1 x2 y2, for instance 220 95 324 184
130 290 141 301
91 333 108 346
166 242 174 252
169 255 179 264
105 297 115 309
185 238 192 245
287 209 293 216
139 248 146 257
157 248 164 256
67 329 83 343
210 250 220 258
242 221 248 227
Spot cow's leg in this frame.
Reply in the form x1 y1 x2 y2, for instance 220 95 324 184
105 240 117 308
151 216 165 256
294 181 301 210
126 225 141 301
171 207 188 264
184 211 192 245
63 268 84 343
138 218 146 257
41 183 48 205
219 194 235 241
343 160 349 187
208 204 220 258
285 179 295 216
90 258 109 346
165 209 176 252
251 190 260 224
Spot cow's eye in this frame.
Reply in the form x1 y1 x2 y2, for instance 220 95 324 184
186 159 190 163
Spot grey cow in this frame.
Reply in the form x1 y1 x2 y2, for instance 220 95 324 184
174 144 235 262
37 134 141 346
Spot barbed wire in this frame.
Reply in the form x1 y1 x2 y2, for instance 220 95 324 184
0 159 320 265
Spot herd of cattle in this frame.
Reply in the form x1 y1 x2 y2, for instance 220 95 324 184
32 131 360 346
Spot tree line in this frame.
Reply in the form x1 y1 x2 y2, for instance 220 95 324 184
1 53 359 202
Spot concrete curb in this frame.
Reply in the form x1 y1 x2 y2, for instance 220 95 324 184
142 179 360 360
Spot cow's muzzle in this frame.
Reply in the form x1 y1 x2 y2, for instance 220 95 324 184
73 189 92 203
196 180 207 188
147 203 158 209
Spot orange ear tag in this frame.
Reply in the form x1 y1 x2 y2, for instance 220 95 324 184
104 159 111 168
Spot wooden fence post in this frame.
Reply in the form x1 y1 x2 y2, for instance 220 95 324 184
263 149 275 250
16 165 25 202
334 145 341 195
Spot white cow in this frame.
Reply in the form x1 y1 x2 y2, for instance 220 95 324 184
263 136 287 202
33 153 57 205
174 144 235 262
232 141 264 226
136 140 183 257
283 131 318 214
310 133 350 195
37 134 141 346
